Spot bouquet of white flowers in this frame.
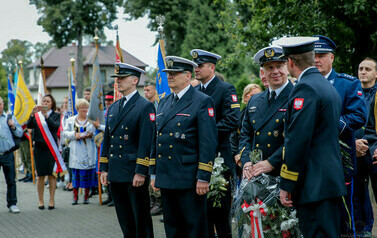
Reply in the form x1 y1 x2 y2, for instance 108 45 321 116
231 150 301 238
207 153 229 208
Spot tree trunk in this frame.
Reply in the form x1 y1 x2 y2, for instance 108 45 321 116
76 28 84 98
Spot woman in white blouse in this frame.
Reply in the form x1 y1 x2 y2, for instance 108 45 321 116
63 99 97 205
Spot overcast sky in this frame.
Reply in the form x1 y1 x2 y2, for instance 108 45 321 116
0 0 159 69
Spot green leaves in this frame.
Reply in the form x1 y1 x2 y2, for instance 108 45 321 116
221 0 377 75
31 0 121 48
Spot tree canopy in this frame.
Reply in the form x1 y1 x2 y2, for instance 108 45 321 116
30 0 121 96
1 39 33 83
220 0 377 75
0 61 8 111
123 0 191 56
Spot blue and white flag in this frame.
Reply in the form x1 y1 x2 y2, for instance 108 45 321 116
7 76 15 114
67 63 77 117
155 40 170 100
13 69 18 96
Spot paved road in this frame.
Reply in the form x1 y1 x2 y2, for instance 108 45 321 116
0 173 165 238
1 172 377 237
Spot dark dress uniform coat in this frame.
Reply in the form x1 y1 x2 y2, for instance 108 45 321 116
195 76 240 238
280 67 347 238
195 76 240 176
150 86 217 238
328 69 367 236
239 82 293 176
100 92 155 181
150 86 217 188
99 92 155 238
328 69 367 178
280 67 346 203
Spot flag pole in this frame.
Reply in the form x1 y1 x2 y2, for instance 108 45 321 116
94 29 103 205
14 60 25 179
113 25 124 102
40 57 48 93
29 133 36 184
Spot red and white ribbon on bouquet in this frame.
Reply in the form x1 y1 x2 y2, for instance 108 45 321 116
35 112 67 175
242 199 269 238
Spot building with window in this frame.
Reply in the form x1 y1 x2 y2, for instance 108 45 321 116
27 43 149 104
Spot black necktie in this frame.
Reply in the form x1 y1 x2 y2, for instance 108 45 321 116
171 95 179 107
200 85 205 92
119 97 127 109
269 91 276 105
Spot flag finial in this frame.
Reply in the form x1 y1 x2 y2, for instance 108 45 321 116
114 24 119 36
7 62 12 74
40 57 44 69
94 27 99 42
156 15 165 39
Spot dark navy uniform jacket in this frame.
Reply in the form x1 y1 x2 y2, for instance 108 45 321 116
364 91 377 169
99 92 156 183
150 86 218 189
328 69 367 178
239 82 293 176
194 76 240 176
280 67 347 204
355 84 377 172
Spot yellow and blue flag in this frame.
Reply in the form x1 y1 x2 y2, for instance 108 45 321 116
14 66 35 125
155 40 170 99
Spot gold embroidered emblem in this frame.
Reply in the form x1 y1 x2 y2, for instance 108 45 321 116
264 49 275 58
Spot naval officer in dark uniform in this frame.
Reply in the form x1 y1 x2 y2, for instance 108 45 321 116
313 35 367 237
100 63 155 238
150 56 218 238
239 45 293 178
190 49 240 238
276 37 346 238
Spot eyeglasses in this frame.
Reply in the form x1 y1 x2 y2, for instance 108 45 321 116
167 71 188 77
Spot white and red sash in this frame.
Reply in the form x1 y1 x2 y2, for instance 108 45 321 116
35 112 67 174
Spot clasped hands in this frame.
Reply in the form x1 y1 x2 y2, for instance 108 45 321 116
242 161 274 179
75 132 93 140
356 139 369 157
243 161 292 207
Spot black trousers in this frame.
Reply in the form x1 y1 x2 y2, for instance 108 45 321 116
207 171 232 238
207 188 232 238
0 152 17 207
297 197 341 238
161 188 209 238
111 181 154 238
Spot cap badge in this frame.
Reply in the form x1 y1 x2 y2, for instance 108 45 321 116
167 59 174 67
264 48 275 58
192 51 198 59
115 64 120 74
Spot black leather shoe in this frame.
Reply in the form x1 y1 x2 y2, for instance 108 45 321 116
102 198 112 205
38 206 45 210
72 199 78 205
107 201 115 207
48 206 55 210
18 175 29 182
89 188 98 198
150 203 163 216
83 199 89 204
24 175 33 183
